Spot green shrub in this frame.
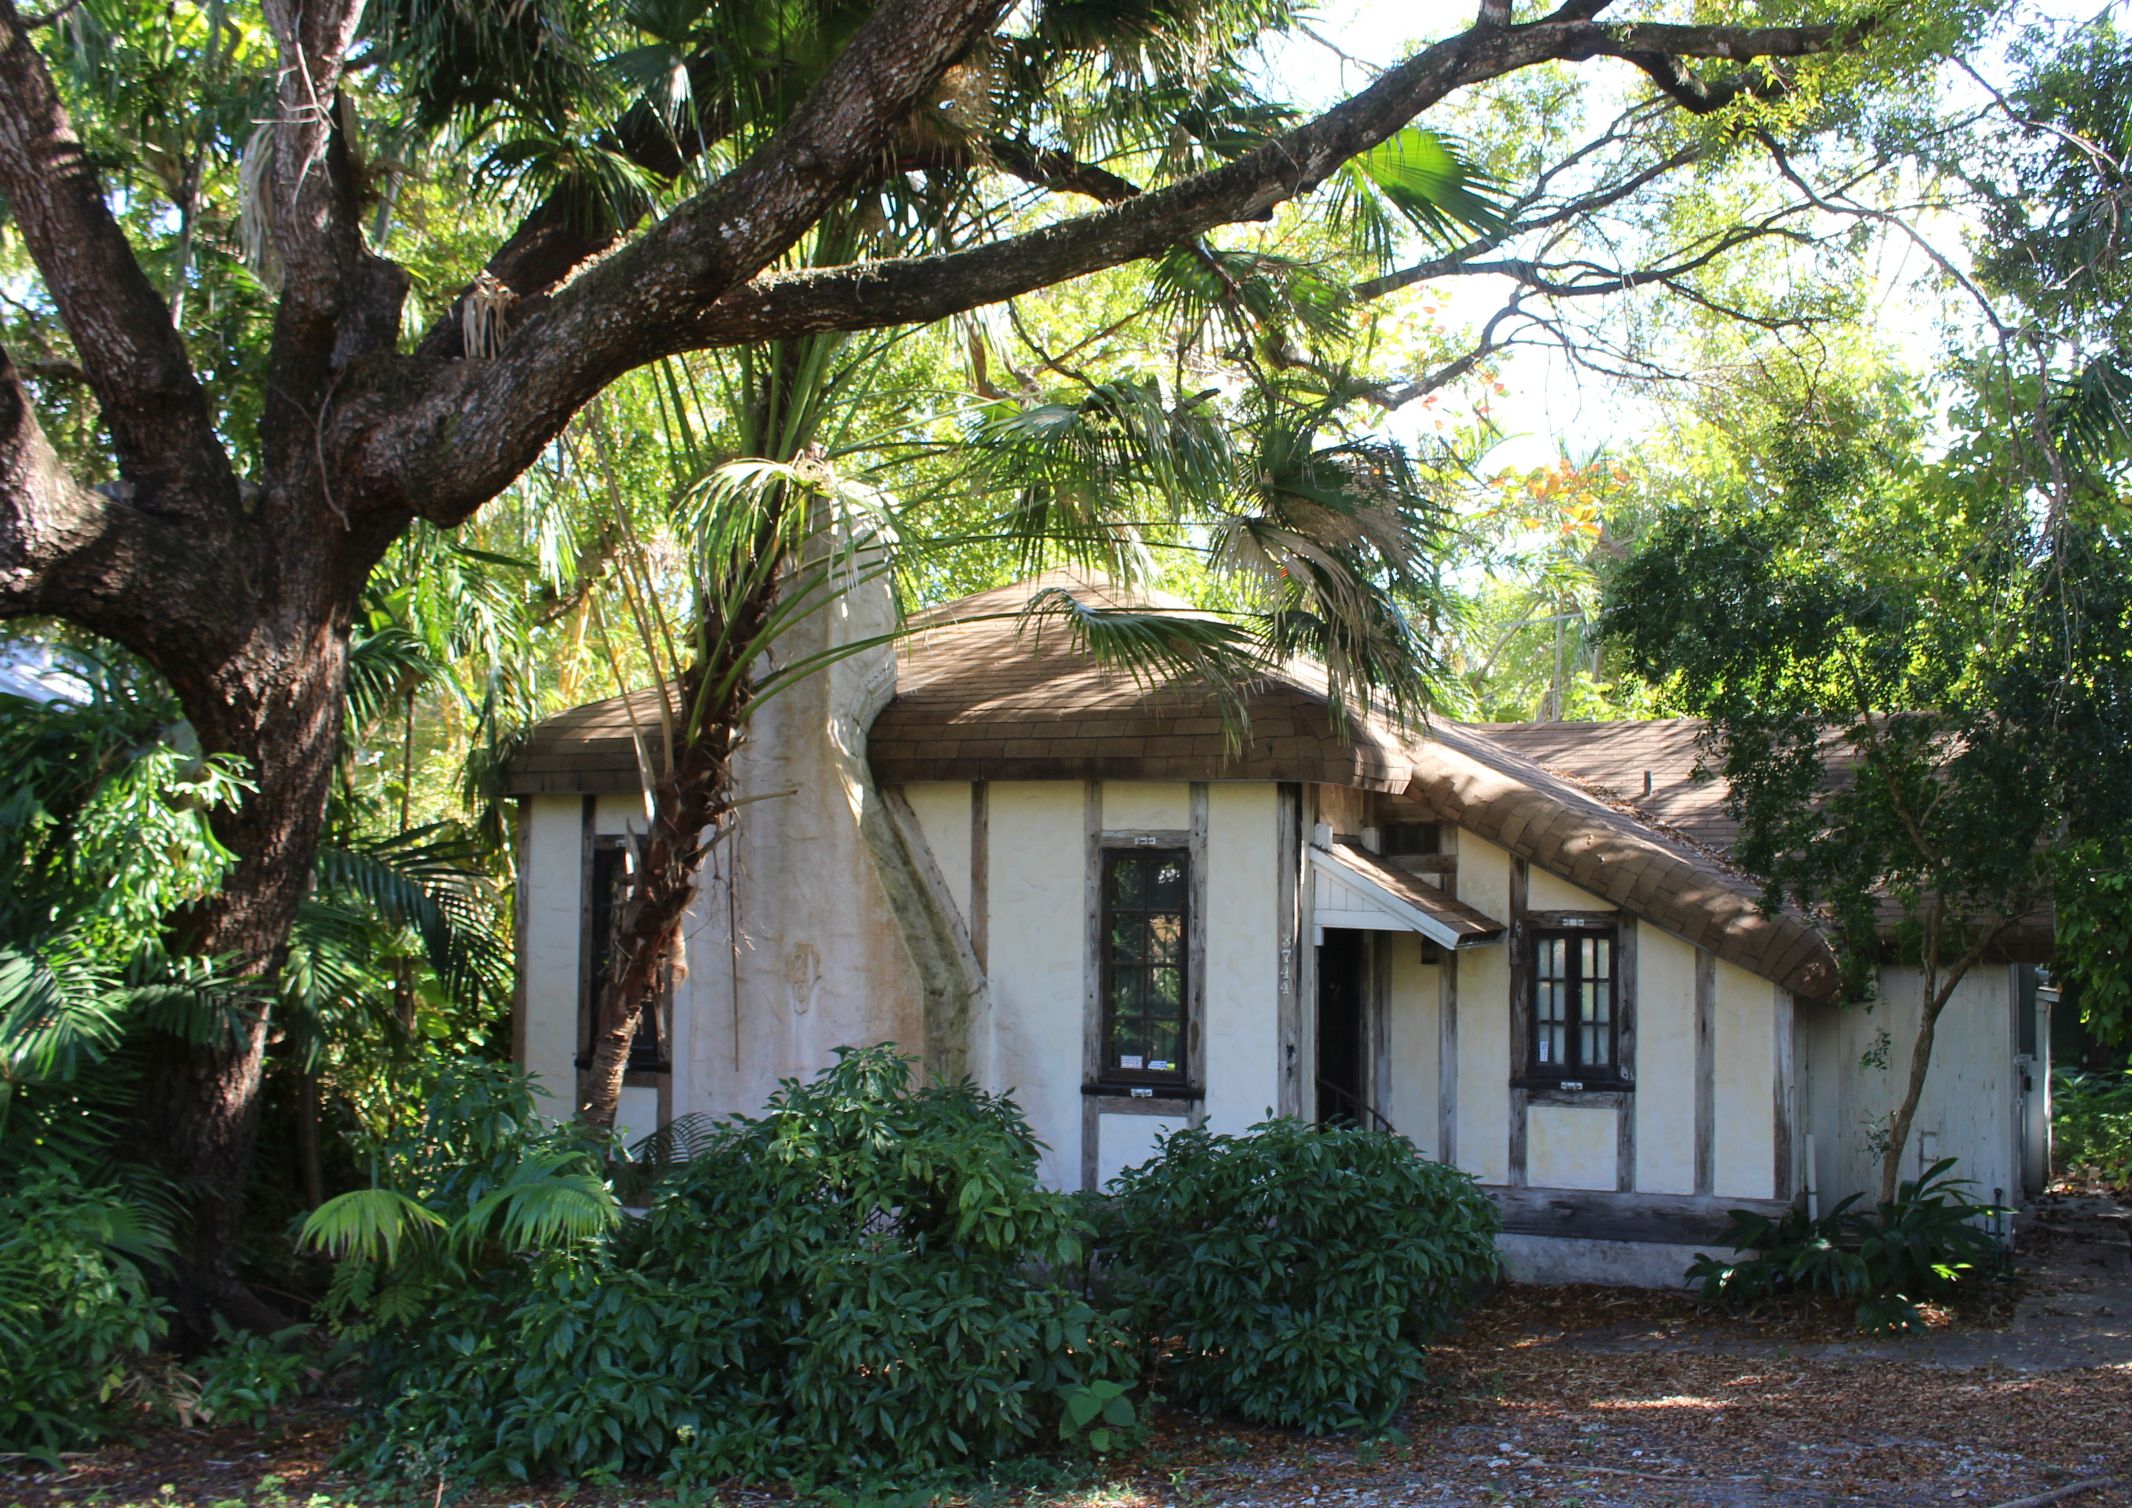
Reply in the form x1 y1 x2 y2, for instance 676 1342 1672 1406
0 1170 170 1456
331 1048 1136 1489
183 1322 328 1430
1104 1118 1499 1434
2053 1067 2132 1187
1687 1157 2005 1333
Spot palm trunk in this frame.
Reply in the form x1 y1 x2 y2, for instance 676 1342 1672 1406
578 592 772 1128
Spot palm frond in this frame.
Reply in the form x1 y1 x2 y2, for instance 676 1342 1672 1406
460 1151 620 1250
298 1187 450 1266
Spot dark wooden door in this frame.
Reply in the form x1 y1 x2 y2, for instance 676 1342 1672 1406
1316 929 1367 1124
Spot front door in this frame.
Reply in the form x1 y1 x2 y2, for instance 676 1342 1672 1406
1316 929 1367 1125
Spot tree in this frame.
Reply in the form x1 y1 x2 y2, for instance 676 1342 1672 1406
1607 358 2132 1204
0 0 1944 1326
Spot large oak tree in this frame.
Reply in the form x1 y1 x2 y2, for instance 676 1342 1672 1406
0 0 1896 1327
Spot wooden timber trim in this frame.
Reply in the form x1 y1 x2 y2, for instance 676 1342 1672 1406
1438 955 1458 1165
1773 984 1796 1202
1508 859 1531 1187
1617 918 1638 1191
1082 792 1208 1185
1188 785 1210 1130
1509 860 1639 1191
969 781 988 972
1369 931 1393 1132
1080 780 1103 1192
574 795 596 1108
1490 1186 1793 1246
1694 948 1716 1196
1276 783 1303 1119
1437 824 1459 1166
510 799 530 1072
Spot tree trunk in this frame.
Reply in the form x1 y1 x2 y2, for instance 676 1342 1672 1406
1878 974 1951 1206
579 662 747 1128
132 586 353 1341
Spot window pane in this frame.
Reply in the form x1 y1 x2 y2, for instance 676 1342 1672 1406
1541 1022 1565 1066
1589 979 1610 1027
1150 858 1184 909
1109 915 1145 962
1109 971 1140 1016
1146 913 1182 964
1588 1014 1612 1068
1581 1020 1598 1066
1591 936 1612 983
1108 858 1144 908
1147 1016 1180 1069
1148 967 1182 1011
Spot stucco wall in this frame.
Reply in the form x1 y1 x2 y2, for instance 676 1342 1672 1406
1384 943 1439 1155
902 782 972 922
1098 1113 1187 1186
985 782 1088 1190
1712 959 1776 1199
1104 780 1190 832
1634 926 1699 1195
520 795 584 1115
1454 837 1512 1184
1527 865 1615 913
1802 964 2018 1211
1202 783 1282 1133
1527 1104 1617 1189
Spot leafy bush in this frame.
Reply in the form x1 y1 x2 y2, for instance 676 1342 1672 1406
1104 1118 1499 1433
323 1048 1136 1489
0 1170 171 1456
2053 1066 2132 1188
1687 1157 2005 1333
180 1322 330 1430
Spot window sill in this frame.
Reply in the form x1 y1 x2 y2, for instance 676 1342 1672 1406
1513 1077 1633 1096
1083 1082 1201 1104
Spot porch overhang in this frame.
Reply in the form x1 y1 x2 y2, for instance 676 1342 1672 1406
1308 839 1505 951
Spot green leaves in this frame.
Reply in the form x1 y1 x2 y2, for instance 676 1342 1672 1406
1687 1157 2005 1334
1104 1118 1499 1434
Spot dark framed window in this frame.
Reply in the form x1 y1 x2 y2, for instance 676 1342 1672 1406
580 840 667 1070
1529 928 1618 1082
1100 848 1189 1087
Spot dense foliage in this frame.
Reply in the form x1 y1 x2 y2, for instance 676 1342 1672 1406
318 1048 1135 1488
2053 1067 2132 1191
1687 1159 2006 1335
1105 1118 1497 1433
0 1171 170 1456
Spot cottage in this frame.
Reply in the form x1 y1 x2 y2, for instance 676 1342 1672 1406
506 570 2054 1284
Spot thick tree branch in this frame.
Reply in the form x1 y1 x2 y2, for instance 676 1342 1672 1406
360 12 1860 527
358 0 1018 519
0 346 188 648
0 0 231 512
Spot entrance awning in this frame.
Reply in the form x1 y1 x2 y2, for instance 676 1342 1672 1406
1309 839 1505 950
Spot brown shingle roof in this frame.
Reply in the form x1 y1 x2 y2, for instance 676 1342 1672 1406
504 572 1846 996
867 571 1409 790
1318 839 1506 947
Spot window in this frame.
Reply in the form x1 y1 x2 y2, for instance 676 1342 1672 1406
1529 928 1617 1082
580 841 667 1070
1100 848 1190 1087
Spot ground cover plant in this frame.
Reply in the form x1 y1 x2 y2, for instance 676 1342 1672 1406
1105 1118 1499 1433
1686 1157 2007 1334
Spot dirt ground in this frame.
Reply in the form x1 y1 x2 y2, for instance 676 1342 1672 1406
8 1203 2129 1508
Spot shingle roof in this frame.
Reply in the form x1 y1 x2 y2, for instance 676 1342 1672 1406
866 571 1410 791
1406 722 1840 998
1316 839 1506 947
504 571 1850 996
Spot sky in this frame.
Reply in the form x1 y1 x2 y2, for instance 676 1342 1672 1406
1257 0 2113 480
